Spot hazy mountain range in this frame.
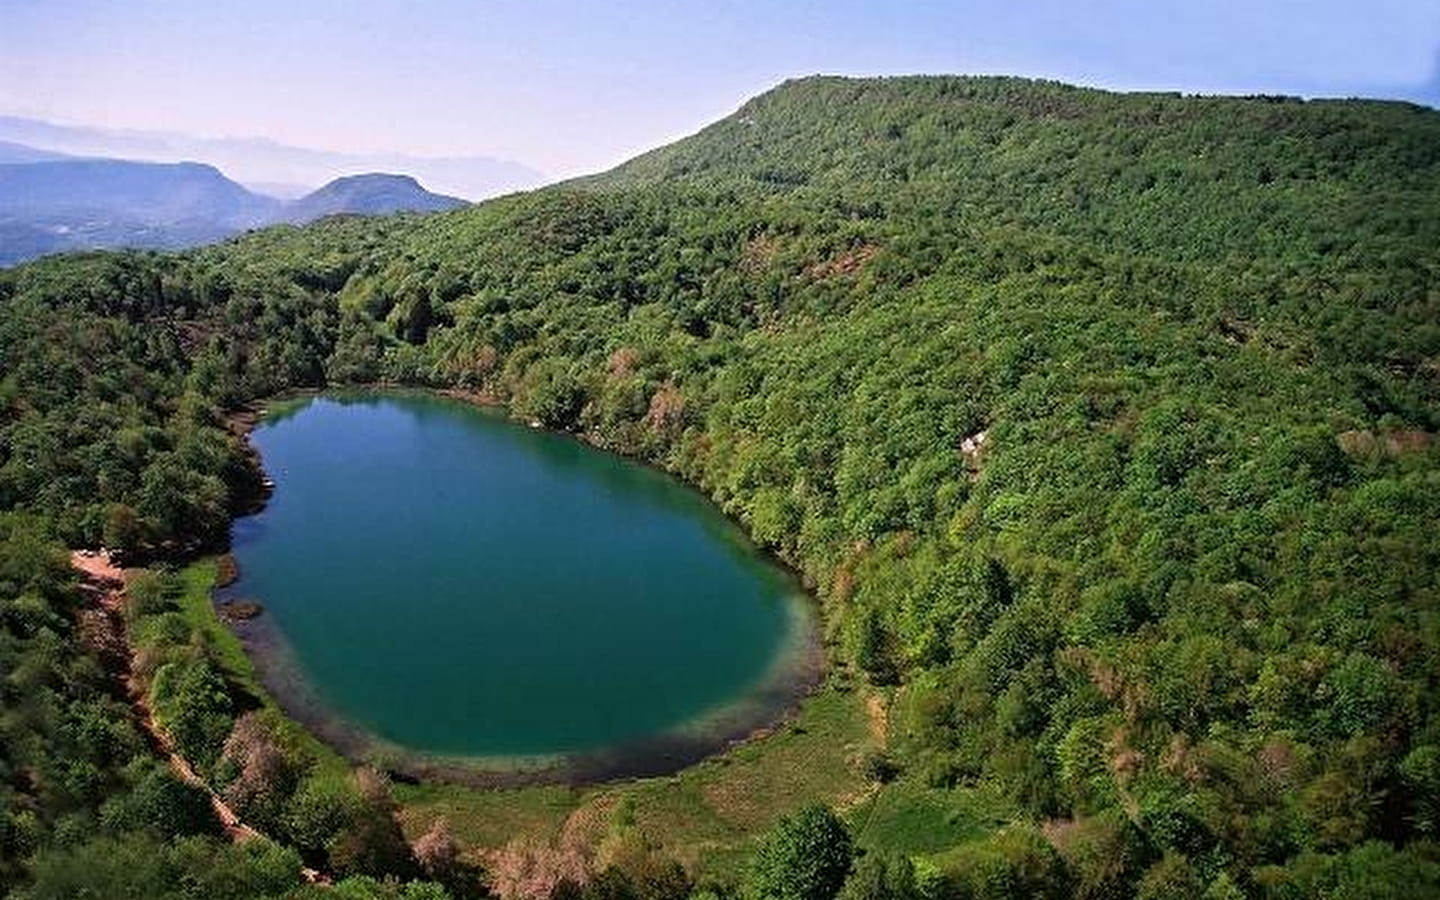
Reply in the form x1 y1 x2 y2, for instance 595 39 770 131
0 149 468 266
0 115 546 200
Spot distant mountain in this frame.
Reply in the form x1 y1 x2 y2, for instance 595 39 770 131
0 159 278 224
0 141 71 164
0 159 470 265
0 158 279 265
279 173 466 224
0 116 546 200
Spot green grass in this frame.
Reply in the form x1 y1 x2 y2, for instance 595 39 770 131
174 560 251 683
850 779 1015 856
396 681 877 880
171 558 350 777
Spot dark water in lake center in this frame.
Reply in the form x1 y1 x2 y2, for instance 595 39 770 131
229 393 803 760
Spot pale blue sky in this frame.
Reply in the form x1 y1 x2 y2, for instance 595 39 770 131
1 0 1436 177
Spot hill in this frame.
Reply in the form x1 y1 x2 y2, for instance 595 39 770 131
0 158 277 223
0 158 280 264
1 76 1438 898
278 172 467 224
0 139 70 163
0 113 547 199
0 162 470 265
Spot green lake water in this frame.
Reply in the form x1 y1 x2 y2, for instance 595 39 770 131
229 393 807 765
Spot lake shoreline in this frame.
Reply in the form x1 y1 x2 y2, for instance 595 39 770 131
218 386 831 788
221 588 823 788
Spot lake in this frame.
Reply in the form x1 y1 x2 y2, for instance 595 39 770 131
226 392 814 780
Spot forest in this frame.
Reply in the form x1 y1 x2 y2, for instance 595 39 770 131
1 75 1439 898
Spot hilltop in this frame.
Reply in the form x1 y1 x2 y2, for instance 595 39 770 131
277 172 466 224
0 158 470 264
0 157 279 263
1 76 1438 898
587 75 1440 264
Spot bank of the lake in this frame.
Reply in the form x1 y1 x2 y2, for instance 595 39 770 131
221 390 826 785
171 548 884 883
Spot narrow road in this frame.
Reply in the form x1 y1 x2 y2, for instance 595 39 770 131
71 551 322 880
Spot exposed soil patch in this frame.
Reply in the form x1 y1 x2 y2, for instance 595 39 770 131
216 553 241 588
219 599 265 621
864 692 889 745
803 243 878 280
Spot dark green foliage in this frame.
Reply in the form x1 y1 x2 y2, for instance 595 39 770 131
326 770 419 881
1 75 1439 896
99 760 221 839
859 752 900 784
0 516 144 891
836 853 918 900
746 805 853 900
1253 840 1440 899
13 833 302 900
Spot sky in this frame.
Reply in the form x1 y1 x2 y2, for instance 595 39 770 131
1 0 1437 180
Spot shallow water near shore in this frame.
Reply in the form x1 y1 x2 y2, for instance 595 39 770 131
224 392 816 779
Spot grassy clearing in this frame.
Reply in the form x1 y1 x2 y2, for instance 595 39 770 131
396 681 877 880
850 779 1015 856
174 560 251 682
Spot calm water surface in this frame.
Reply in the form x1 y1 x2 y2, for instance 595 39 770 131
230 393 802 760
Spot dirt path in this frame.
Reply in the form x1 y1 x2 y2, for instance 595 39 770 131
70 551 319 877
864 691 888 744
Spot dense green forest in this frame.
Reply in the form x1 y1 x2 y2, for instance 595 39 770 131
2 76 1440 898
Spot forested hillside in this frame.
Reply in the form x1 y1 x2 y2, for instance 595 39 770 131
2 76 1439 898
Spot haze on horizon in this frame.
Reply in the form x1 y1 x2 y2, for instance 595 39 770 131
2 0 1437 187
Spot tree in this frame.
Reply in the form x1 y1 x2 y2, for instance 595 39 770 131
1134 853 1202 900
99 762 219 839
327 769 418 881
217 713 301 834
283 772 362 861
331 875 455 900
102 503 144 554
938 827 1070 900
746 805 853 900
837 853 918 900
412 817 485 898
148 659 234 769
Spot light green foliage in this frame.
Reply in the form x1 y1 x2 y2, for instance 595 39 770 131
14 833 303 900
837 852 919 900
746 805 853 900
331 875 454 900
0 75 1438 896
934 825 1070 900
283 771 365 858
149 657 235 770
